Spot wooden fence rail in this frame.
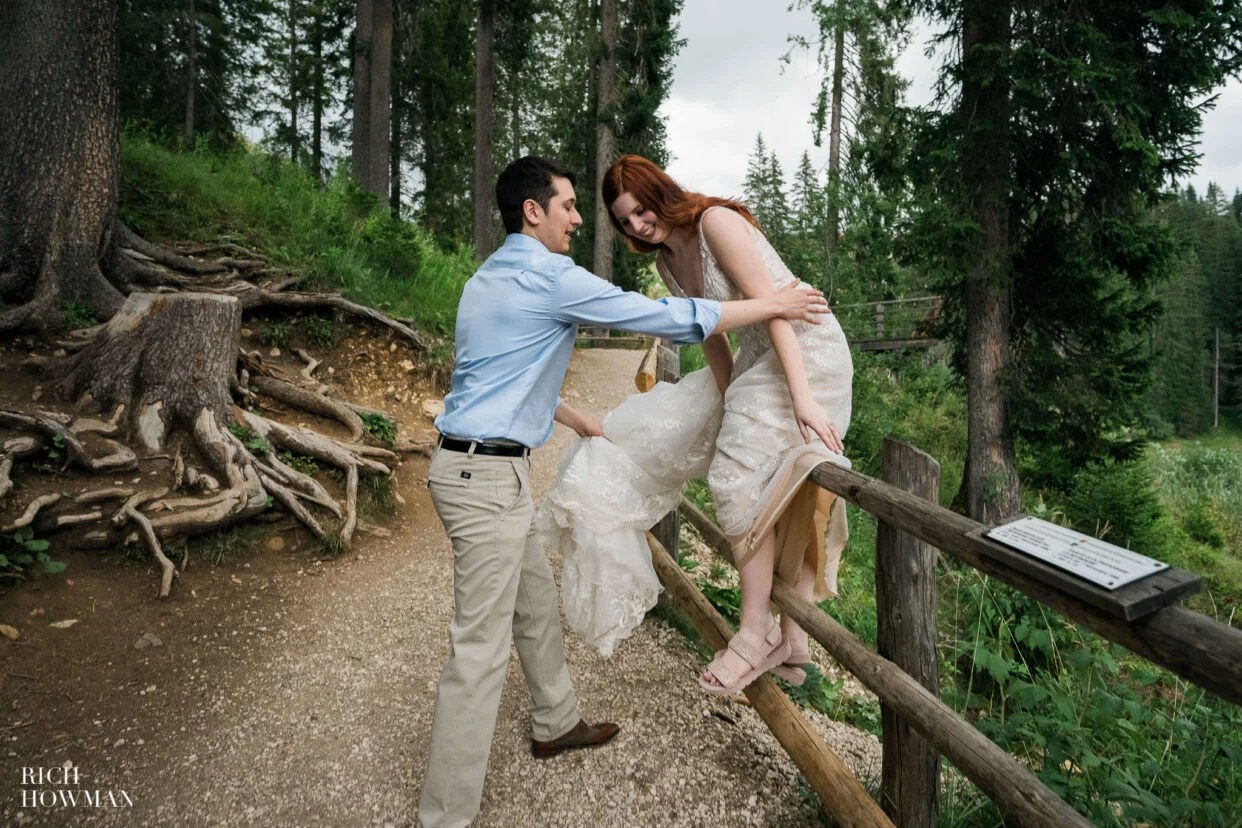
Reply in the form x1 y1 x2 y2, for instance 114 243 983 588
806 460 1242 707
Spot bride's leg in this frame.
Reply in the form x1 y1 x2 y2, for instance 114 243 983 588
702 530 779 685
780 544 816 656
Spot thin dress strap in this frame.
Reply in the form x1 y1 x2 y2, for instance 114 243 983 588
654 254 688 299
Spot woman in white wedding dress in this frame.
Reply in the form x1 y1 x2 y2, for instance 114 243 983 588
537 155 853 693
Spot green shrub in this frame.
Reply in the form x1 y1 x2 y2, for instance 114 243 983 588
1064 458 1175 558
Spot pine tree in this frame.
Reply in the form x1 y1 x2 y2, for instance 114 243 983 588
896 0 1242 500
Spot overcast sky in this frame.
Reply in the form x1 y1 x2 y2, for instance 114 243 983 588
663 2 1242 200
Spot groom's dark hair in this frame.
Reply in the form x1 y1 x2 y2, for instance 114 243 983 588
496 156 577 234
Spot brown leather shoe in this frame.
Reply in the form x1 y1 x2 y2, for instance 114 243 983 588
530 720 620 759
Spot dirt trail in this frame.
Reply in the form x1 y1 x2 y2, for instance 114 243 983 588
0 348 878 827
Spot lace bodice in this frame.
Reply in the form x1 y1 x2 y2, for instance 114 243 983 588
657 206 817 377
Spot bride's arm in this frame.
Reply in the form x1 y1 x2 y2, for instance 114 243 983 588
701 333 734 394
702 209 844 452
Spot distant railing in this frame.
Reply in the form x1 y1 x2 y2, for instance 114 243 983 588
834 295 944 351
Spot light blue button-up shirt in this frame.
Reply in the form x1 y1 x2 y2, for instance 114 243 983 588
435 233 722 448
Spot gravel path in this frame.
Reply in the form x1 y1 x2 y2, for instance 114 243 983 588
2 348 879 827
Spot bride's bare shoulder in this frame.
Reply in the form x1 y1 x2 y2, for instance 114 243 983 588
700 205 752 240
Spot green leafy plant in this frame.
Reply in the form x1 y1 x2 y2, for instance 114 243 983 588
62 300 99 328
0 528 66 578
300 315 337 348
227 423 271 456
360 412 397 448
279 450 319 476
259 322 291 347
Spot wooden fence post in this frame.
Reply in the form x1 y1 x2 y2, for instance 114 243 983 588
876 438 941 826
653 340 681 559
875 302 886 339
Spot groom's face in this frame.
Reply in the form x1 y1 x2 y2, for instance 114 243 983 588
525 175 582 255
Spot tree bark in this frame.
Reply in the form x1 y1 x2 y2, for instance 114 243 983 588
61 293 242 451
592 0 618 282
351 0 374 187
472 0 496 260
390 71 402 214
291 2 302 165
0 0 125 332
185 0 197 147
826 24 844 253
961 0 1020 523
367 0 392 197
311 4 324 180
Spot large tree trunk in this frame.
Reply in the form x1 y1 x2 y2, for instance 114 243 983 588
826 24 844 253
368 0 392 196
352 0 391 197
62 293 242 451
288 1 300 165
311 5 324 180
960 0 1020 523
472 0 495 260
185 0 197 147
592 0 617 282
352 0 374 186
390 73 402 214
0 0 125 332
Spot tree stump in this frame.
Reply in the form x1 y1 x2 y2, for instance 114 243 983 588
61 292 242 451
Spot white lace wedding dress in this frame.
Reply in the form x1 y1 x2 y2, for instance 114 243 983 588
537 207 854 656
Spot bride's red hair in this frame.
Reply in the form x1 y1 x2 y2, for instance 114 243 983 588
601 154 763 253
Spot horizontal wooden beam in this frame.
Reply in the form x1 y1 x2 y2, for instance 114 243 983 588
807 463 1242 708
852 338 940 352
679 498 1091 828
646 532 893 828
574 335 651 350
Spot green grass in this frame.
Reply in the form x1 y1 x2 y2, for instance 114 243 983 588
119 132 475 348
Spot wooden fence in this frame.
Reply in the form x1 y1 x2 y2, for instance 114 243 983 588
649 434 1241 825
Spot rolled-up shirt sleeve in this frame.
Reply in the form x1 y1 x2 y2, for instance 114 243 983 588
552 265 721 344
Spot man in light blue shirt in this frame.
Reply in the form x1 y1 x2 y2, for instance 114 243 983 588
418 157 828 828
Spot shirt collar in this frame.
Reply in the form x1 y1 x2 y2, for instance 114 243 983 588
503 233 550 254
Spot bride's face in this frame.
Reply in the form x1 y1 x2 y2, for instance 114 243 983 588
611 192 669 245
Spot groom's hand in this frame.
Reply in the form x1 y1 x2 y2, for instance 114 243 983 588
554 402 604 439
772 282 830 324
574 415 604 439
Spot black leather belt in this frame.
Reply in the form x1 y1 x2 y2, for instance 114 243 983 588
437 436 530 458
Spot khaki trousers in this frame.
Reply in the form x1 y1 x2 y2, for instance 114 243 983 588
417 447 579 828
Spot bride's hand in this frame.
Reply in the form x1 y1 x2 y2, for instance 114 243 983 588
793 396 843 453
771 282 830 324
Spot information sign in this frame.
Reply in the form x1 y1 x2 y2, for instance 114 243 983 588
986 516 1168 591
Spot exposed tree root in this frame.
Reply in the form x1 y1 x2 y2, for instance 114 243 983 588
0 410 137 473
249 375 366 442
3 494 63 532
0 228 424 595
